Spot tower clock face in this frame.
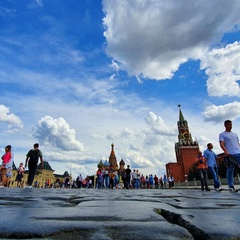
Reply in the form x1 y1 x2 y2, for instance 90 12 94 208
183 132 190 139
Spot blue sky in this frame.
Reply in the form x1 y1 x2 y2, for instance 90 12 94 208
1 0 240 179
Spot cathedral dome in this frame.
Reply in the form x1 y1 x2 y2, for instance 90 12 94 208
103 160 110 167
119 159 125 165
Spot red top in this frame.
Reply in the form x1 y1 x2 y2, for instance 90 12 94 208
2 152 11 165
195 155 207 169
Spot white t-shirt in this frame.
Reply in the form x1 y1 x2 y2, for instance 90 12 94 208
219 131 240 154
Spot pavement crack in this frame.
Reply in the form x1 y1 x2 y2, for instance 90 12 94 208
156 209 214 240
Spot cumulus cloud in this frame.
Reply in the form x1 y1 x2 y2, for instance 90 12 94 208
202 101 240 122
66 162 84 171
200 41 240 96
35 0 44 7
33 116 84 151
101 110 179 173
145 112 176 136
102 0 240 80
0 104 23 133
126 151 155 168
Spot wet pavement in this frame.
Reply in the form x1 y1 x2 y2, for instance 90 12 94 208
0 186 240 240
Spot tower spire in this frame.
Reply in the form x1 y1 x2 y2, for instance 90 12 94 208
109 143 118 170
178 104 185 122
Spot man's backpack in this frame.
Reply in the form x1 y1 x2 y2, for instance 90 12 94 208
28 149 39 165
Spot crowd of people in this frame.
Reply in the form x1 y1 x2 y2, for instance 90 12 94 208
0 143 43 188
1 120 240 192
95 164 175 190
195 119 240 192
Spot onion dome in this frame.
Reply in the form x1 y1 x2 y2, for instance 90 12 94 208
103 160 110 167
97 160 103 169
119 159 125 166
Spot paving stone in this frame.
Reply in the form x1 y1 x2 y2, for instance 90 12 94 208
0 186 239 239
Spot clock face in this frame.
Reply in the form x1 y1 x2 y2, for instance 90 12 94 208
183 132 190 139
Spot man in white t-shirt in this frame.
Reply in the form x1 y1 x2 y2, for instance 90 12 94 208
219 120 240 192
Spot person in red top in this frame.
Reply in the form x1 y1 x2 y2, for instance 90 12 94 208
0 145 12 187
195 151 210 191
154 175 159 189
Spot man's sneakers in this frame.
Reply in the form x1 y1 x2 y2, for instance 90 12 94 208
215 187 223 191
229 186 238 192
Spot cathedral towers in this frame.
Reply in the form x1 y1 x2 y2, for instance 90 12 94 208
109 143 119 170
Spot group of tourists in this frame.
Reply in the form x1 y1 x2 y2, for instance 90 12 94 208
1 119 240 191
0 143 43 188
95 164 175 190
196 120 240 192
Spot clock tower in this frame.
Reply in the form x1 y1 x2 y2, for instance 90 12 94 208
166 105 199 182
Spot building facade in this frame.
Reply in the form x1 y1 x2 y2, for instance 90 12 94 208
166 106 199 182
8 161 71 188
109 143 119 170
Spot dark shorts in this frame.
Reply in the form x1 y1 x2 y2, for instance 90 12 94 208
15 174 23 182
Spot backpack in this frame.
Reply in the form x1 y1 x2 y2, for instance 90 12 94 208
28 149 39 165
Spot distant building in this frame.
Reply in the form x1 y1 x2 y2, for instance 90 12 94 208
109 143 118 170
96 143 125 188
166 106 199 182
8 161 71 188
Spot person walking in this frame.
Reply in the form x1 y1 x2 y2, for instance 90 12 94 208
0 145 12 187
135 170 140 189
149 174 154 189
203 143 222 191
168 175 172 189
154 175 159 189
25 143 43 188
159 177 163 188
109 165 115 189
171 175 175 188
124 165 131 189
219 120 240 192
195 151 210 191
96 168 103 189
131 169 137 189
163 174 168 188
6 145 14 187
15 163 25 188
140 174 146 189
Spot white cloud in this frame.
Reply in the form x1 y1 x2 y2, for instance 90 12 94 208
35 0 44 7
202 101 240 122
145 112 176 136
33 116 85 151
0 105 23 133
103 0 240 80
66 162 84 171
126 151 155 168
200 41 240 96
102 112 178 176
110 60 120 72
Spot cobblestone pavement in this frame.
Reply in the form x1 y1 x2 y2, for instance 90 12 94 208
0 186 240 240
